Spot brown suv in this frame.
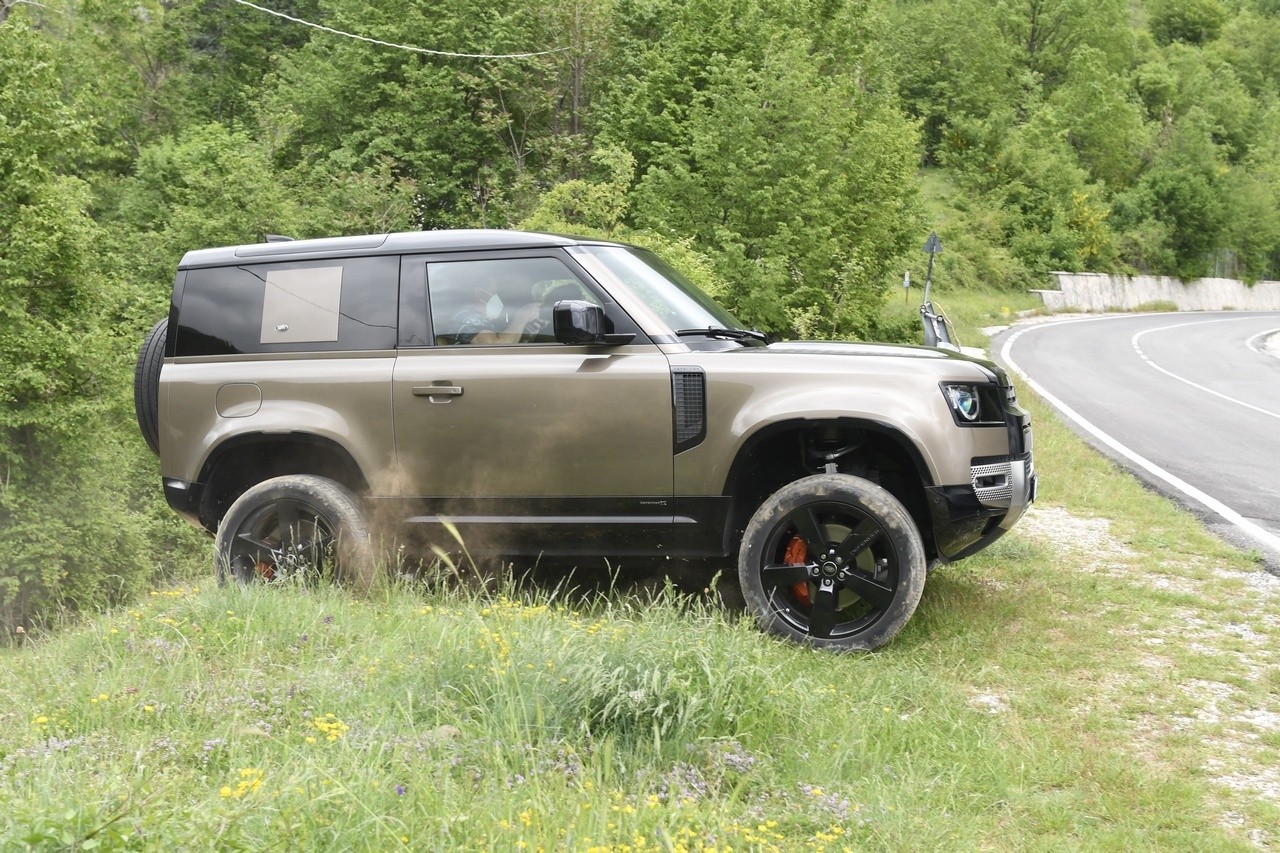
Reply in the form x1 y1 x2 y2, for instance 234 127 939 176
135 230 1035 650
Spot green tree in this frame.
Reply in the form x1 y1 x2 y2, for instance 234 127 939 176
1214 12 1280 98
941 103 1119 278
1046 47 1150 187
109 119 420 315
887 0 1017 160
48 0 189 174
521 146 635 233
1220 102 1280 280
0 20 168 631
170 0 324 125
994 0 1132 85
1164 44 1256 159
1115 108 1229 279
0 20 99 452
602 0 921 338
261 0 550 227
1149 0 1228 46
113 122 302 305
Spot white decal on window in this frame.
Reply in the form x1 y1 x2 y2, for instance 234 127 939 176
260 266 342 344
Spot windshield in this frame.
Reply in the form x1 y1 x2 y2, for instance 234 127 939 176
571 245 745 335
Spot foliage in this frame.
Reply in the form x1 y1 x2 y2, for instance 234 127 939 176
169 0 325 126
994 0 1133 85
1149 0 1229 46
0 20 202 631
1045 47 1149 188
1115 108 1228 279
888 0 1018 159
606 0 921 338
521 145 636 234
260 0 550 228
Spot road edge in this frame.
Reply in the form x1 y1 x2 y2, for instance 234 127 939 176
992 315 1280 571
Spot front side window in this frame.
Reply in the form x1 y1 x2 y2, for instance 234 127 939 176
427 257 601 346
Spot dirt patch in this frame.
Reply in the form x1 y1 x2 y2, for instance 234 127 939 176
966 690 1010 716
1017 505 1136 570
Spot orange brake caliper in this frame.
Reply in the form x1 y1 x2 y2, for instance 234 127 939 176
785 535 811 606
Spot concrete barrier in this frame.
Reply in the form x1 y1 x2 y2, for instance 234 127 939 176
1031 272 1280 312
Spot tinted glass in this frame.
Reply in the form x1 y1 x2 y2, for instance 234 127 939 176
175 256 398 356
428 257 602 346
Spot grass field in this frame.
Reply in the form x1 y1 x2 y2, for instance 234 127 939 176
3 315 1278 850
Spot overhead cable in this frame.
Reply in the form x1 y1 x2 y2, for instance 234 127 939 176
231 0 565 60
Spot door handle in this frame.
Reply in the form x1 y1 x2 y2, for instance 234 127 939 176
413 385 463 398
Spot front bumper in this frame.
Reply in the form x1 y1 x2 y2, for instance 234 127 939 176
924 454 1037 562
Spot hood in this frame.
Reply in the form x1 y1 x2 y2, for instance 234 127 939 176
763 340 1005 382
767 340 955 359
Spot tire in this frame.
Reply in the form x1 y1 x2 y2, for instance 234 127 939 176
738 473 926 651
214 475 375 593
134 318 167 456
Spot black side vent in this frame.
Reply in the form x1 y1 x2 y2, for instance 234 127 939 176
672 367 707 454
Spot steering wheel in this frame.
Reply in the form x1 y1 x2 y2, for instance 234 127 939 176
521 315 551 341
521 283 581 341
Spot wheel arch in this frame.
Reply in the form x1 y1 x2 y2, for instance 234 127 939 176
719 417 937 559
195 433 370 533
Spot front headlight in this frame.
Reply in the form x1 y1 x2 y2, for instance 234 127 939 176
940 382 1003 426
945 384 980 422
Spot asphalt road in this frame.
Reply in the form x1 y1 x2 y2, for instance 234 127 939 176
991 311 1280 569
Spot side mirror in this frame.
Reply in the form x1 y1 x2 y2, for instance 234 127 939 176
552 300 635 346
553 300 605 344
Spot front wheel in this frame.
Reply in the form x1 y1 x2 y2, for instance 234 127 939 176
738 474 926 651
214 475 375 593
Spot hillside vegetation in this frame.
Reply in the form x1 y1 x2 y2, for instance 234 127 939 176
3 0 1280 627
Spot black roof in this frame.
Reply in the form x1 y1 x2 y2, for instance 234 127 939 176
178 229 621 269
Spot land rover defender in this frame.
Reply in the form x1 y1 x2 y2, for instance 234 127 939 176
135 230 1035 650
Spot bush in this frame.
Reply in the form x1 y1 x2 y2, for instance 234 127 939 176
0 418 204 635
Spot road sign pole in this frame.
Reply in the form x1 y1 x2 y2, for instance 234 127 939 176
921 231 942 303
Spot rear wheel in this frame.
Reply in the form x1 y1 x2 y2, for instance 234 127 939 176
738 473 926 651
214 475 375 593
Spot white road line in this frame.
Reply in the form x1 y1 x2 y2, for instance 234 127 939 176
1131 319 1280 421
1246 327 1280 357
1000 319 1280 556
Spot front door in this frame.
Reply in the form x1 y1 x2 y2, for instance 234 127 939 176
390 250 675 557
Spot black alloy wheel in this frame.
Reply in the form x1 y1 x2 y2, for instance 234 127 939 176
226 498 336 584
214 475 375 592
739 474 926 651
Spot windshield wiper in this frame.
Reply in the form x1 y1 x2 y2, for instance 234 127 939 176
674 326 769 344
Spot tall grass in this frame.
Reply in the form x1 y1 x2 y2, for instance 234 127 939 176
2 533 1270 850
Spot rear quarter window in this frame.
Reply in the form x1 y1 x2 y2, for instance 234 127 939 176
175 256 398 356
